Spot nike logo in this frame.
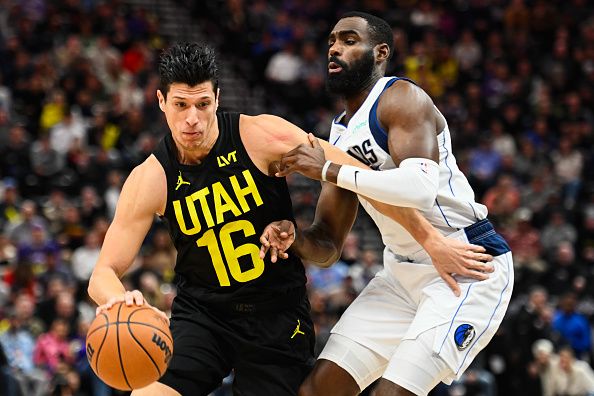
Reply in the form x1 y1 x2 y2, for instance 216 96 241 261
175 171 191 191
291 319 305 339
354 171 360 188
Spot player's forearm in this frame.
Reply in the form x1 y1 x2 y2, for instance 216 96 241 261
88 266 127 306
325 159 439 210
365 199 445 253
291 224 340 268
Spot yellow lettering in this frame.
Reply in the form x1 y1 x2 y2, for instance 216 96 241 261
217 156 229 167
220 220 264 282
191 187 214 229
196 229 230 286
173 198 201 235
230 170 263 213
212 182 242 224
228 150 237 163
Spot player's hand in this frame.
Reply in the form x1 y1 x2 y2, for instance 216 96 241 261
424 237 494 297
276 133 326 180
259 220 295 263
96 290 169 325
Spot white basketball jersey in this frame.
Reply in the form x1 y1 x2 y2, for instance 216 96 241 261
329 77 488 257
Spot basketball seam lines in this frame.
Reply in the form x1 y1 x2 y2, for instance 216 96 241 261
93 313 110 379
116 303 132 390
87 321 173 343
126 320 163 378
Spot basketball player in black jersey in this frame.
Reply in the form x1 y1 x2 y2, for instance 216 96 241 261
88 43 492 396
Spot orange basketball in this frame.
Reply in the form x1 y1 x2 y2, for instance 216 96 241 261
86 302 173 390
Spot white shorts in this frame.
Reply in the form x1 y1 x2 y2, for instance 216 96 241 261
320 220 514 394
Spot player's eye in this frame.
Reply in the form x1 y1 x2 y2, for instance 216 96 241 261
345 39 356 45
175 102 186 108
198 102 210 108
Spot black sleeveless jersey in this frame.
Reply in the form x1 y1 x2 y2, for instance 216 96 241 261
153 112 306 305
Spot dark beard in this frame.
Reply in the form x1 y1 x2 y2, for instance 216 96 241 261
326 50 375 96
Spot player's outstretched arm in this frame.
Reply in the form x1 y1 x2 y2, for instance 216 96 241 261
260 94 494 294
261 183 359 267
278 81 440 210
88 155 168 321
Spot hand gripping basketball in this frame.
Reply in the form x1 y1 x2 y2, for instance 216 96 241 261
86 300 173 390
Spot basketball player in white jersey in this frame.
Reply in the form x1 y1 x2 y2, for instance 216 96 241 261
261 11 514 396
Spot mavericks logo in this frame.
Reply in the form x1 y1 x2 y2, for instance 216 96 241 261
454 324 475 351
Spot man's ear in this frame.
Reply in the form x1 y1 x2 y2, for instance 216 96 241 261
375 43 390 63
157 90 166 112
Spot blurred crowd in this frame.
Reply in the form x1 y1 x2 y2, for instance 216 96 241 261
0 0 593 395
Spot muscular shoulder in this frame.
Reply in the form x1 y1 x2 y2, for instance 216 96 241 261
121 155 167 216
240 114 309 159
376 80 437 130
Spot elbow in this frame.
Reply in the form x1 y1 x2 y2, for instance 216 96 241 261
318 250 341 268
87 273 98 303
307 245 341 268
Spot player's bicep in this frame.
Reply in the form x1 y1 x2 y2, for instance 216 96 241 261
251 114 372 170
319 140 370 169
250 114 311 156
96 161 166 277
378 82 439 165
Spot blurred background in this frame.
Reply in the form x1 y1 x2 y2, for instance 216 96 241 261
0 0 593 395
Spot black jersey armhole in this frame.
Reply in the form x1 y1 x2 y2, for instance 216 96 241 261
152 135 176 216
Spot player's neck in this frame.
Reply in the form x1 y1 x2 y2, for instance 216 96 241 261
342 75 381 124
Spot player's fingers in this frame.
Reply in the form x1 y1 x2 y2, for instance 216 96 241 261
474 253 493 263
308 133 320 148
473 260 495 272
123 291 135 306
270 247 278 263
441 272 461 297
461 269 489 281
281 146 300 159
259 243 269 259
280 220 293 234
467 244 486 253
132 290 144 306
280 252 289 259
276 166 294 177
462 259 494 273
260 228 271 245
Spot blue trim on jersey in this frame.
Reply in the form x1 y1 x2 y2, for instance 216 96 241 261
368 77 416 154
333 112 347 127
435 198 453 228
464 219 510 257
457 253 512 371
438 283 474 354
468 202 478 220
438 219 512 356
331 135 341 146
442 133 455 196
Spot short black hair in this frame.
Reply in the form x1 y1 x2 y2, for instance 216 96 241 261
340 11 394 60
158 42 219 98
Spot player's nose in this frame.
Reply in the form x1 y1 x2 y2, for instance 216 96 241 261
329 43 341 57
185 105 200 126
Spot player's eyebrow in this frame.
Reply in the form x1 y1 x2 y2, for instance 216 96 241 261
171 95 211 100
328 30 361 40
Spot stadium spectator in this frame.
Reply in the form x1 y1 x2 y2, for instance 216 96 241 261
0 1 593 394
